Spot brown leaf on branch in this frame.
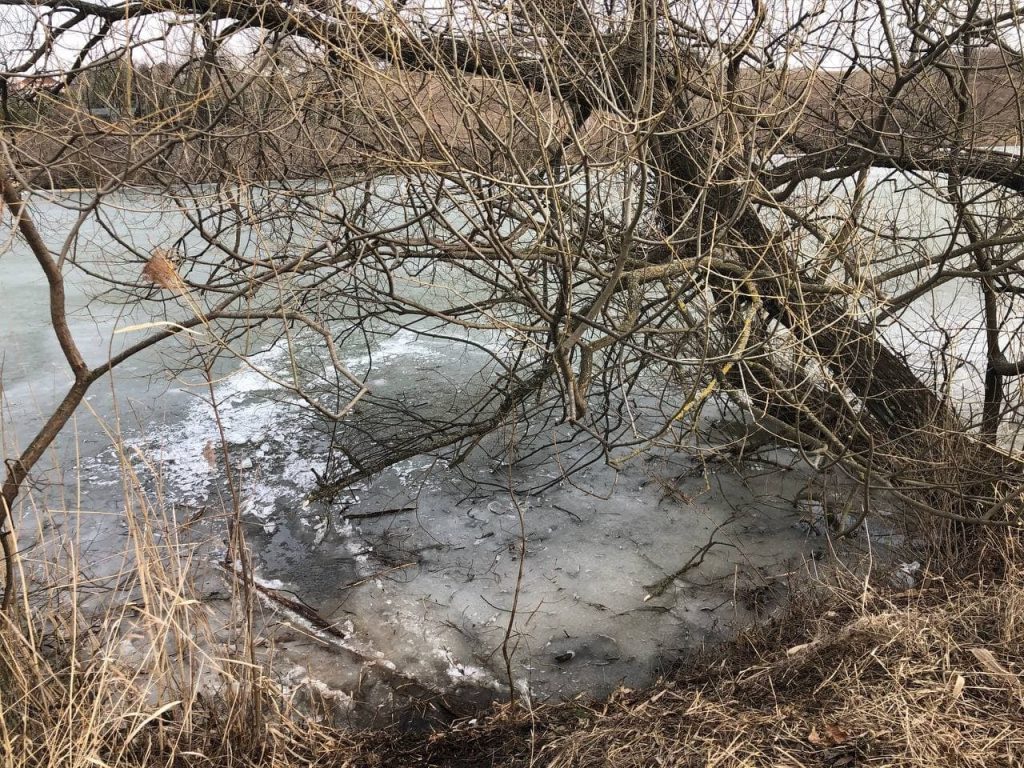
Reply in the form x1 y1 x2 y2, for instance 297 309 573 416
142 248 185 293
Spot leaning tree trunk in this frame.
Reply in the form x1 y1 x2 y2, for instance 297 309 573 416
646 97 1024 523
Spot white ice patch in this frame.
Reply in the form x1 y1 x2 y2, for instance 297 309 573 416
254 576 286 590
279 665 354 713
437 648 498 687
80 339 324 520
342 328 442 375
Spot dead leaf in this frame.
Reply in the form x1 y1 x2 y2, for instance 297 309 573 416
787 642 813 656
142 248 185 293
824 724 850 744
202 440 217 469
809 723 850 747
949 673 966 702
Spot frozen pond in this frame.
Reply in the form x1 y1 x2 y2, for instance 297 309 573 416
3 266 840 719
1 176 977 722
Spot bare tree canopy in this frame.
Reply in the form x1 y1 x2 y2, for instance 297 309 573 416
4 0 1024 608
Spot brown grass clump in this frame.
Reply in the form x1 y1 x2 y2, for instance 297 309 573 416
0 479 358 768
526 583 1024 766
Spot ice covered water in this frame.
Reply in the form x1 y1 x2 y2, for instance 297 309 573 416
0 268 876 720
2 177 975 721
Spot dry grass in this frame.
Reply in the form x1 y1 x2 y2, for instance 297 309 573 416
3 444 1024 767
0 444 362 768
535 578 1024 765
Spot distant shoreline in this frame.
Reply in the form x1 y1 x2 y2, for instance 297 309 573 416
18 173 370 197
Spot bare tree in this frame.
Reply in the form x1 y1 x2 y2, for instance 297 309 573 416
4 0 1024 608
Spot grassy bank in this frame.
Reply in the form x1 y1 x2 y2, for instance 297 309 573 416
2 492 1022 768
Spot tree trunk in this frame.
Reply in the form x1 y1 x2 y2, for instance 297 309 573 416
647 101 1023 521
